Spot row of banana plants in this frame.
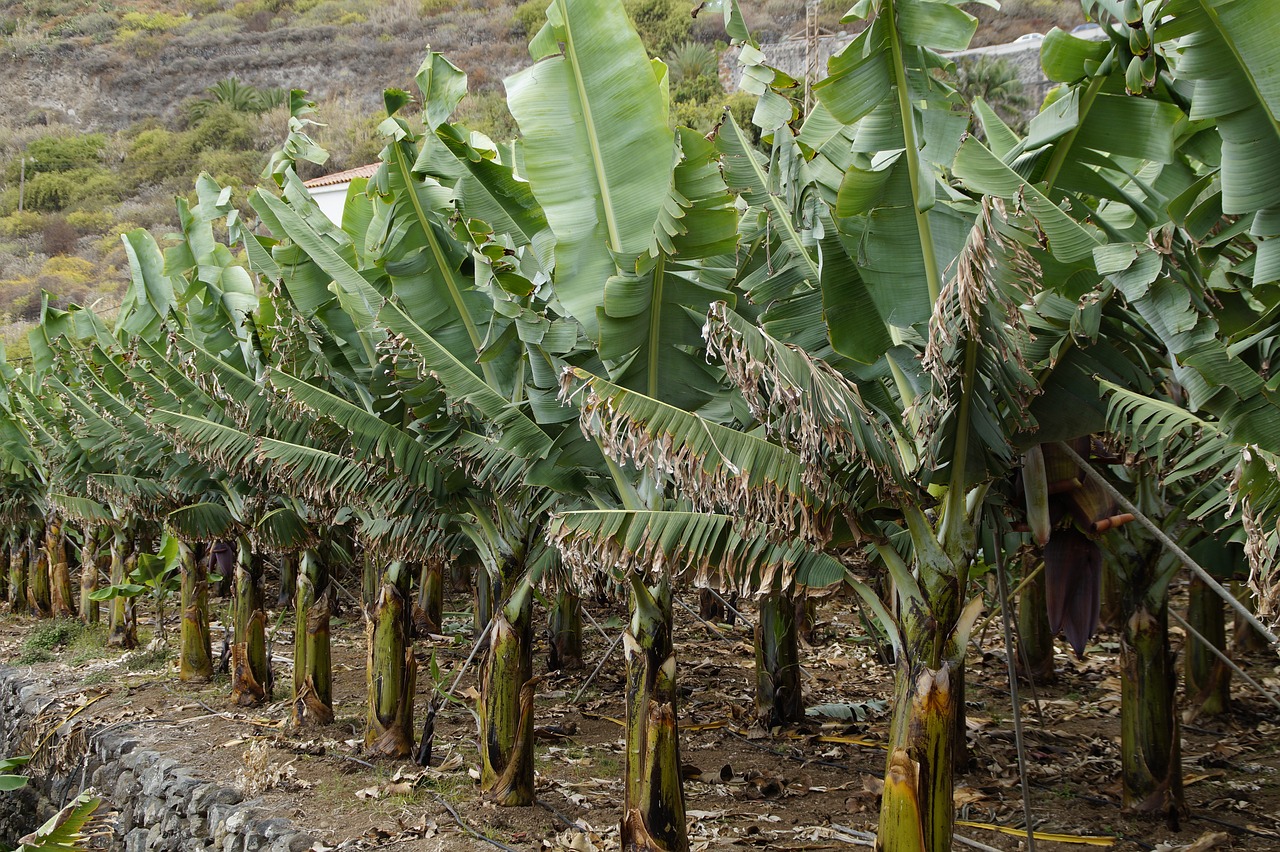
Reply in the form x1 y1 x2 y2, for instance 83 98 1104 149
3 1 1280 851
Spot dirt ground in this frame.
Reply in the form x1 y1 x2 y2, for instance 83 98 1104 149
1 578 1277 852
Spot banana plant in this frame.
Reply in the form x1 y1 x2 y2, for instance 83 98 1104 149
988 0 1280 815
555 191 1046 851
504 0 762 840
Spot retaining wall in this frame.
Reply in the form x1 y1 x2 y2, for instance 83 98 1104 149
0 668 314 852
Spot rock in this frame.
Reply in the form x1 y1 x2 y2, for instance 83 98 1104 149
192 783 243 812
269 833 315 852
124 827 151 852
113 769 137 804
142 756 181 796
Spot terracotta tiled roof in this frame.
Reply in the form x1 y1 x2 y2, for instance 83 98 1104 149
303 163 380 188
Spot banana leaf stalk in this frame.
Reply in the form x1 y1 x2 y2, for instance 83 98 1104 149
413 558 444 637
0 542 7 603
179 539 213 681
106 527 136 649
294 548 333 726
754 586 803 728
78 525 100 625
622 574 687 852
548 588 583 671
478 579 536 804
1184 576 1230 719
365 561 416 758
277 551 297 611
47 518 76 619
28 524 51 617
230 537 269 706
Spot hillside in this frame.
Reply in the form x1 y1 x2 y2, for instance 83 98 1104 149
0 0 1082 358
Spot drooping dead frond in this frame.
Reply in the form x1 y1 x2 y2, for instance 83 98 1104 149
1233 445 1280 628
702 302 914 508
914 196 1039 484
547 509 848 596
561 368 841 546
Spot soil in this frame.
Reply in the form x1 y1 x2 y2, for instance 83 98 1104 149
1 578 1277 852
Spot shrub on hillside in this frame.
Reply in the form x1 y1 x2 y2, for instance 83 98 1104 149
8 133 107 181
624 0 692 55
18 168 124 213
41 215 79 255
0 211 44 239
187 104 258 150
120 10 190 32
54 12 120 41
65 209 117 235
39 255 94 287
194 148 264 192
510 0 542 36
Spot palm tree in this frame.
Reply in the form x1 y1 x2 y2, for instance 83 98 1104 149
952 55 1032 137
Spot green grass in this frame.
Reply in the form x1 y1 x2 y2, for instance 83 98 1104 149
14 618 89 664
123 645 172 672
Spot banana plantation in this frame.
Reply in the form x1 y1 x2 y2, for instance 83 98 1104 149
2 0 1280 850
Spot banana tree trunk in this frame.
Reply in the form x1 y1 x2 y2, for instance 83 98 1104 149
6 539 22 614
28 527 51 617
479 591 535 804
1016 562 1056 683
413 558 443 638
622 574 688 852
877 656 960 852
474 566 495 638
1231 580 1268 654
1100 552 1122 630
47 519 75 619
230 538 269 706
1184 575 1229 720
697 587 724 622
106 529 137 649
754 587 803 728
277 552 297 611
365 561 416 758
78 526 100 625
294 548 333 726
548 588 583 671
361 553 379 613
1120 597 1184 817
179 540 213 682
0 543 7 603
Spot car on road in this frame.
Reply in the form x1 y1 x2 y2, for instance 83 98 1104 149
1014 32 1045 42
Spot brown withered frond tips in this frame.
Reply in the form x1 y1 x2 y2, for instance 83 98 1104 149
560 368 840 548
701 302 913 509
916 196 1039 481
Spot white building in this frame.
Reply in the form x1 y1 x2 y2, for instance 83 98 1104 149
302 163 379 225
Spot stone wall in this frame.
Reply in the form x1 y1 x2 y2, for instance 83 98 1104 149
0 668 314 852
